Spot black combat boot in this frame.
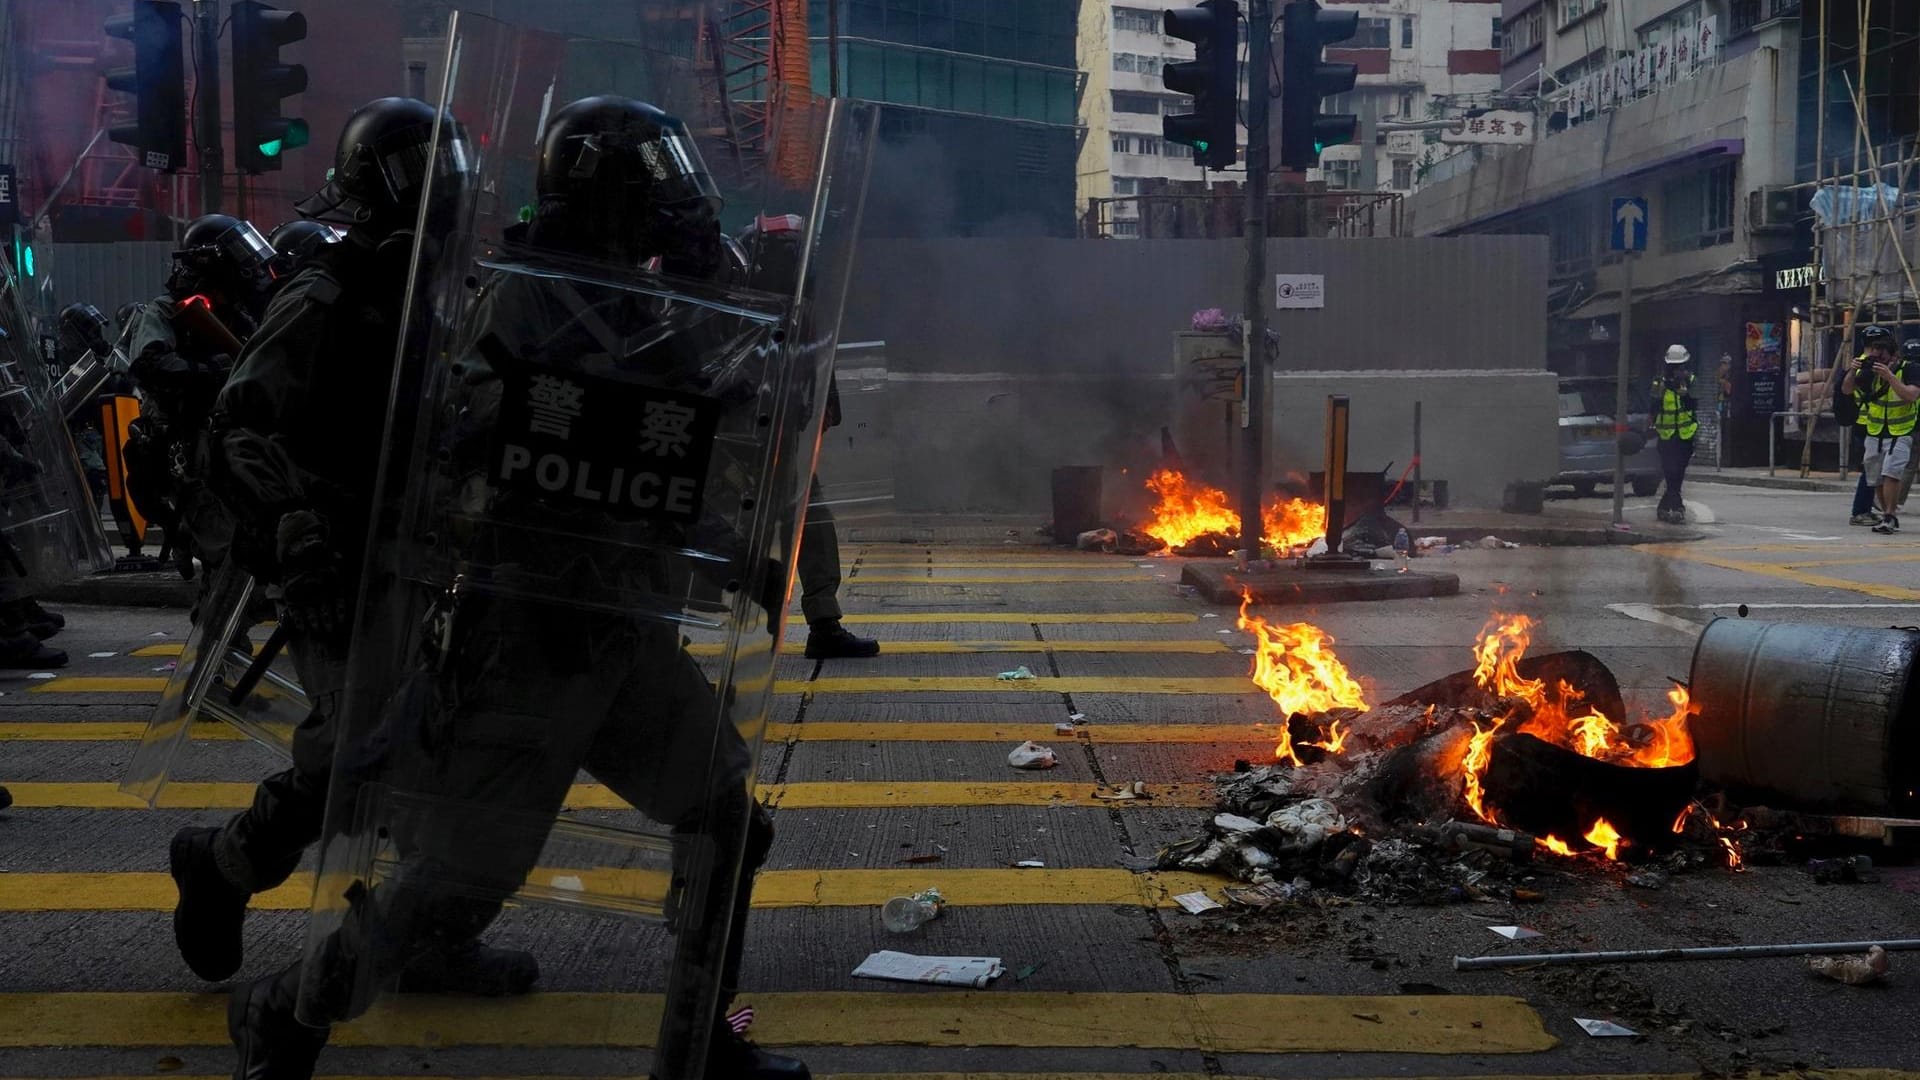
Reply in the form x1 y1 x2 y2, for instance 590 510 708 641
803 619 879 660
170 825 251 981
706 1011 812 1080
229 965 329 1080
0 629 65 669
1 599 62 640
396 939 541 996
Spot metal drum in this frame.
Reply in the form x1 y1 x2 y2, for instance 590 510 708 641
1689 618 1920 813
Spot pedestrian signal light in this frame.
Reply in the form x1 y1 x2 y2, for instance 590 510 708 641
1162 1 1240 171
232 1 308 174
104 1 188 173
1279 0 1359 170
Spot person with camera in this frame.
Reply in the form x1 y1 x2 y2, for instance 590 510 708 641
1841 326 1920 534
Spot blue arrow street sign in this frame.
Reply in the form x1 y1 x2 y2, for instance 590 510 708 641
1611 196 1648 252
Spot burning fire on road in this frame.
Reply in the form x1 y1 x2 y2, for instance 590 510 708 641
1141 468 1326 554
1218 601 1724 871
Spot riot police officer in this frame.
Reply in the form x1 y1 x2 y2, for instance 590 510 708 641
732 213 878 661
162 99 537 1077
229 94 811 1080
265 220 340 292
125 213 272 581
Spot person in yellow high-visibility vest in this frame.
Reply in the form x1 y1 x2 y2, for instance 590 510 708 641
1842 325 1920 534
1652 344 1699 524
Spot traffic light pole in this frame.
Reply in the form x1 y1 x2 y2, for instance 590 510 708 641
1238 0 1272 568
195 0 221 213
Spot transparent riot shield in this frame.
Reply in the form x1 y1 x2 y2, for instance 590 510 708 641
297 15 873 1079
51 340 126 420
119 563 306 805
0 260 113 591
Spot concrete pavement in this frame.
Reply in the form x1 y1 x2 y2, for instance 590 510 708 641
2 494 1918 1079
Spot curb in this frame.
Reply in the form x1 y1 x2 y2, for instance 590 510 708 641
1691 475 1852 494
1412 525 1705 547
1182 562 1461 606
43 572 195 609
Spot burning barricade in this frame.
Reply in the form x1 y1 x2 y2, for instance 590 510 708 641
1160 605 1749 905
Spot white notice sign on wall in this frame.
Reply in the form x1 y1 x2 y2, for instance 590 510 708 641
1275 274 1325 309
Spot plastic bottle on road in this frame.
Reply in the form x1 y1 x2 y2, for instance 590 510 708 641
1392 528 1411 573
881 888 945 932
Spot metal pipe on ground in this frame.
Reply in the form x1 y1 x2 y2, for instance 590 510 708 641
1455 939 1920 972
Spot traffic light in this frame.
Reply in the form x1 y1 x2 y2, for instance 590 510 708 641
1279 0 1359 170
231 0 309 174
104 1 187 172
1162 1 1240 171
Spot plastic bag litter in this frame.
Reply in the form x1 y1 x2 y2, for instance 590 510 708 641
1213 813 1265 833
1476 535 1521 550
1007 740 1058 769
1266 798 1349 852
1306 537 1329 557
1415 536 1448 550
1807 945 1889 986
1077 527 1118 552
997 666 1036 681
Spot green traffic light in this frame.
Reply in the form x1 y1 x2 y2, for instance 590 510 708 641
20 244 32 278
1194 139 1210 152
258 139 283 157
284 119 310 149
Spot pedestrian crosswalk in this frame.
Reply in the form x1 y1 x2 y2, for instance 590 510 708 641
0 544 1564 1074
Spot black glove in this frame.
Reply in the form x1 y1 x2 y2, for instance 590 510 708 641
759 558 788 638
275 509 349 644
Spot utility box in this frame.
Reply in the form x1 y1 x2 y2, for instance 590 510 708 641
1170 330 1245 491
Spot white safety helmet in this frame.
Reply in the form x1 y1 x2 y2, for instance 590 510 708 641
1664 344 1691 365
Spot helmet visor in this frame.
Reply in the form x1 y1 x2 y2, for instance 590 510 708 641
375 121 475 205
216 220 277 277
563 116 721 211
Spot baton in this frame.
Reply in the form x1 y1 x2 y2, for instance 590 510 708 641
173 296 246 357
227 622 292 707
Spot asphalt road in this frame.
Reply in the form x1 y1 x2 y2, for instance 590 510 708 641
2 487 1917 1080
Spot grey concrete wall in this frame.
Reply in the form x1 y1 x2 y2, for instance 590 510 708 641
844 236 1549 376
828 235 1555 513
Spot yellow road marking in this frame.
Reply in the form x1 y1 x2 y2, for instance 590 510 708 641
801 676 1252 695
127 638 1235 660
0 720 1269 745
1782 552 1920 569
28 676 171 693
2 780 1212 810
0 991 1554 1053
32 675 1256 696
0 868 1226 913
773 721 1266 743
847 573 1157 584
841 612 1197 624
16 1075 1920 1080
1640 544 1920 601
853 559 1165 568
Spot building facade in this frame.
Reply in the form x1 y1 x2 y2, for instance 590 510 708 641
1077 0 1504 235
1412 0 1808 467
810 0 1086 238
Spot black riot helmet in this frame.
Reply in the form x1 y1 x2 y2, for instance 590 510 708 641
530 96 724 273
266 219 341 281
57 303 112 360
1902 339 1920 364
165 213 275 301
732 212 807 295
296 96 471 239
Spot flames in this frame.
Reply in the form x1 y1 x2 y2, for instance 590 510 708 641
1463 613 1702 861
1142 469 1327 552
1237 591 1368 765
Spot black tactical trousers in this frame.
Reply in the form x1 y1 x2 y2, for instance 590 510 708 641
798 474 841 626
297 597 763 1025
212 632 344 893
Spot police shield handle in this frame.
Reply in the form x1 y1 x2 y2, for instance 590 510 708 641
173 296 245 356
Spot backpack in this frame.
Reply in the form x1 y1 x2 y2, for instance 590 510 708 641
1831 364 1859 426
